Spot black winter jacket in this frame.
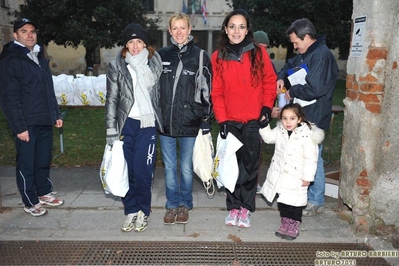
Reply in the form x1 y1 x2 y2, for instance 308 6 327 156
277 36 339 130
0 42 61 135
157 36 212 137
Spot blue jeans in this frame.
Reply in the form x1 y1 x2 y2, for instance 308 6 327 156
307 144 325 206
159 135 195 210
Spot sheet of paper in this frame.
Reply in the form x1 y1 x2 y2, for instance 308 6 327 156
288 68 316 107
288 68 307 86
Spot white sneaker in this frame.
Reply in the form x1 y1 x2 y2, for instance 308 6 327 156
121 212 138 232
39 193 64 206
24 204 47 217
135 210 149 232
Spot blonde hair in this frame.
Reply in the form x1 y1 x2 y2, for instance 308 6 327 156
168 12 192 29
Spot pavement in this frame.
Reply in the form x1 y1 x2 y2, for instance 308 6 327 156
0 165 398 264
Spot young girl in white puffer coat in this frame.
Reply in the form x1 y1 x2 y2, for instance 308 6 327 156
259 103 324 240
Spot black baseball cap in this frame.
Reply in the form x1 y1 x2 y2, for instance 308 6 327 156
13 18 39 32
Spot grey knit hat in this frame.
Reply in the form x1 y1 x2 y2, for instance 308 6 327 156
254 31 270 46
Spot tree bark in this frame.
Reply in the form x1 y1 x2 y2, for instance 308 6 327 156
285 43 295 62
84 47 95 69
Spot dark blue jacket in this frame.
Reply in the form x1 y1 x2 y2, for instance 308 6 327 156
277 36 339 130
0 42 61 135
157 36 212 137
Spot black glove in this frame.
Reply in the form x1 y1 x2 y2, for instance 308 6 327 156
219 122 230 139
258 106 272 128
200 121 211 135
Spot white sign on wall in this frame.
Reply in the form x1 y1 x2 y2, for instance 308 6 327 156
350 15 367 57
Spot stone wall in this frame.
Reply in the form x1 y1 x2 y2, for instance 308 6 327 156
341 0 399 239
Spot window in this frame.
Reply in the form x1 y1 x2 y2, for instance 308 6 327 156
141 0 154 12
1 0 10 8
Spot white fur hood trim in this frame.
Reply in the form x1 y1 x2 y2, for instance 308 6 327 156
310 124 325 145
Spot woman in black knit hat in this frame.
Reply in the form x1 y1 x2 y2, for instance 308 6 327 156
105 23 163 232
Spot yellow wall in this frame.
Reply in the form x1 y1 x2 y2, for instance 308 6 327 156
46 42 120 76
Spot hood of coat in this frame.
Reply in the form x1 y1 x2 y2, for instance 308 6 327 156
309 123 325 145
276 121 324 145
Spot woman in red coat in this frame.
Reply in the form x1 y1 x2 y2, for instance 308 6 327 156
211 9 277 228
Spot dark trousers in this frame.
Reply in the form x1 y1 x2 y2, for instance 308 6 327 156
226 120 261 212
121 118 157 216
16 125 54 207
278 203 305 222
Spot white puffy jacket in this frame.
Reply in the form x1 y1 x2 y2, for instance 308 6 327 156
259 121 324 207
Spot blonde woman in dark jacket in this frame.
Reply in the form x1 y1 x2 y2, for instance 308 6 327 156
105 23 163 232
157 12 212 225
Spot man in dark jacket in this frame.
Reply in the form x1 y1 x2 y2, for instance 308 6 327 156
0 18 64 217
276 18 339 217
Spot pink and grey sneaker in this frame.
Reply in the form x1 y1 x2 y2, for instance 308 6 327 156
237 207 251 228
39 193 64 207
225 209 240 226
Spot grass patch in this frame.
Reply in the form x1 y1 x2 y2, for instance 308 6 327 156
0 79 345 167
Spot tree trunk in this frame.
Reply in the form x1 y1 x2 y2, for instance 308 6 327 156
285 42 295 62
84 47 95 69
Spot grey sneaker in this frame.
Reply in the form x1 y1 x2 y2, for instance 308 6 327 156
121 212 138 232
302 202 325 217
135 210 149 232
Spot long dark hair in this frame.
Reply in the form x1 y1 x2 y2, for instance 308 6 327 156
215 9 265 87
280 103 312 129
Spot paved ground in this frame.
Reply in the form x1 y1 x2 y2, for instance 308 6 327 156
0 165 398 265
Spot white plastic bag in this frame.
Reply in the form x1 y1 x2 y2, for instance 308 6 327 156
99 140 129 197
53 74 74 105
212 134 243 193
73 76 95 105
193 129 214 182
92 74 107 106
193 129 215 197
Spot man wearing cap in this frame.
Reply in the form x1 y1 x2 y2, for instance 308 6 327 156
0 18 64 217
